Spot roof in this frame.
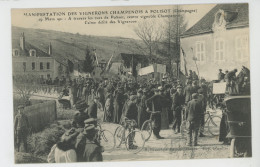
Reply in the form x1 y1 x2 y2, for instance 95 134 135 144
181 3 249 37
119 53 149 67
12 40 51 58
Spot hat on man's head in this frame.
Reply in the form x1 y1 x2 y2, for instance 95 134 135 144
84 118 97 125
75 101 88 111
219 69 222 71
61 128 79 143
192 93 198 99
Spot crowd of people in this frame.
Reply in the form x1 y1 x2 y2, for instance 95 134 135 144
14 66 251 162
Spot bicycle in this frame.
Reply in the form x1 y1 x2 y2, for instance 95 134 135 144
114 118 145 154
96 120 116 153
141 111 161 141
204 110 221 136
180 107 221 137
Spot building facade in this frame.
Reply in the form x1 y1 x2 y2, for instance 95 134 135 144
12 33 67 79
180 4 249 80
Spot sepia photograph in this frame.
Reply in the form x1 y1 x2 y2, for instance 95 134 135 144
10 3 251 164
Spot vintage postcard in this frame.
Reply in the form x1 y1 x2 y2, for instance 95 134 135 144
11 3 251 164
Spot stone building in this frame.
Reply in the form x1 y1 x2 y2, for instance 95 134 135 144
12 33 68 79
180 3 249 80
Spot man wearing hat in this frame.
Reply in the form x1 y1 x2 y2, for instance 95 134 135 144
172 85 185 134
185 93 203 146
218 69 225 81
14 105 30 152
137 89 144 129
113 86 126 124
146 87 171 139
82 124 103 162
138 88 150 129
75 118 98 162
224 70 229 82
124 95 138 149
87 96 99 119
72 101 89 128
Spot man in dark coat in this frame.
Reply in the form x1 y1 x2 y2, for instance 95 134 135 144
14 105 30 152
218 69 225 81
82 124 103 162
136 89 144 129
72 101 89 128
185 93 203 146
146 88 171 139
172 85 185 134
226 69 238 94
113 87 126 124
124 95 138 149
87 97 99 119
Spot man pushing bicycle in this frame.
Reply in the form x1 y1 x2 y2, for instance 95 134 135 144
145 87 171 140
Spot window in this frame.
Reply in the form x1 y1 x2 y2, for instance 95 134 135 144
32 62 35 70
40 62 43 70
215 38 225 62
236 35 249 62
22 62 26 72
29 49 36 57
195 41 206 62
47 62 50 70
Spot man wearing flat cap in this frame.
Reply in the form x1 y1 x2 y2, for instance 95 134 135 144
146 87 171 139
14 105 30 152
82 124 103 162
185 93 203 146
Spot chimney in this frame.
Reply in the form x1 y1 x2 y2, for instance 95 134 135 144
48 42 52 55
19 32 25 50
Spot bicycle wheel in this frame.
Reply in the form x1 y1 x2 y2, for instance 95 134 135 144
114 125 126 147
141 120 152 141
207 115 221 136
100 130 115 153
125 130 145 154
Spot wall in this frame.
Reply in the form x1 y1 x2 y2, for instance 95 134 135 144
23 100 57 133
180 27 249 80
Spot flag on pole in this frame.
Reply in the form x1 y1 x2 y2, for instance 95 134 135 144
105 53 114 71
180 48 188 76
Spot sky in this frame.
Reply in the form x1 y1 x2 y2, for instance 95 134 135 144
11 4 215 39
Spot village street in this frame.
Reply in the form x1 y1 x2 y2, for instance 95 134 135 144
102 124 230 161
100 109 230 161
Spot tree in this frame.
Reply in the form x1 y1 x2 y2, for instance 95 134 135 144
82 46 96 74
133 20 163 61
159 6 188 76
